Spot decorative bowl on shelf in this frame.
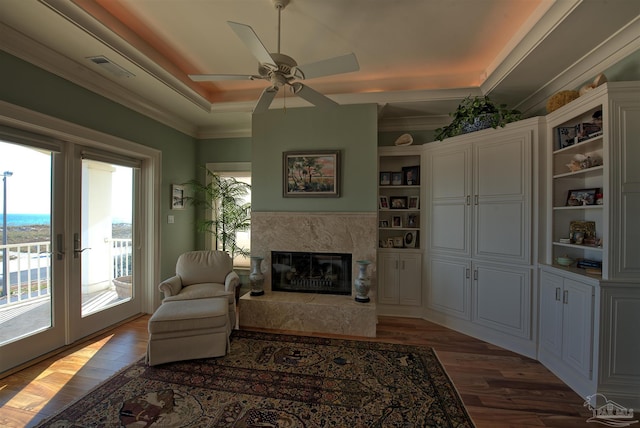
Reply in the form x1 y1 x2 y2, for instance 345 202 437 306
555 256 575 266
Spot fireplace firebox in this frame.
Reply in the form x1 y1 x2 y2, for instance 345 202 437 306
271 251 352 295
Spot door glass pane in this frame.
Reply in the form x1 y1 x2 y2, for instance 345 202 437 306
0 141 52 345
81 160 133 317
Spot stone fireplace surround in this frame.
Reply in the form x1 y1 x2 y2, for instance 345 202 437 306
239 212 377 337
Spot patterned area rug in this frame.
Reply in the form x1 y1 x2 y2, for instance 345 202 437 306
37 330 475 427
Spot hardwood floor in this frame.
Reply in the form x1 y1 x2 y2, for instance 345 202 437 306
0 315 592 427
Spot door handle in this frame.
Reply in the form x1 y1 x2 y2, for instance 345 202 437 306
73 233 91 258
563 290 569 305
56 233 65 260
555 287 561 301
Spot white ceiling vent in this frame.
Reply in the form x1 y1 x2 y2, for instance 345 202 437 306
87 56 135 78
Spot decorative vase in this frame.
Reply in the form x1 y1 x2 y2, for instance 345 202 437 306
249 256 265 296
354 260 371 303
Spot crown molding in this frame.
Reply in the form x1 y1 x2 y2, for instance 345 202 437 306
482 0 581 94
516 15 640 116
40 0 213 113
0 22 199 138
196 125 252 139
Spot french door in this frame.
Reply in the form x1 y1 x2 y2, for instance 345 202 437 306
67 145 142 341
0 134 149 373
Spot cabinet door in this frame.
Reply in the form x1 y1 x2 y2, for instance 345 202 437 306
472 262 531 339
378 252 399 305
539 271 563 357
398 253 422 306
427 144 472 257
474 131 531 264
562 278 593 378
426 256 471 320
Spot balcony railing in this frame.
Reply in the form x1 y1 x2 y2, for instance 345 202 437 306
0 239 132 309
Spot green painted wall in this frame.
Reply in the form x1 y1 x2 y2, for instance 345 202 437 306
251 104 377 212
0 51 197 280
197 137 252 164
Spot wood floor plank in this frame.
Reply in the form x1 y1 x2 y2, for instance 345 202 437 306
0 314 593 427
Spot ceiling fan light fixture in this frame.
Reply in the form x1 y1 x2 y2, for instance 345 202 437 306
189 0 358 112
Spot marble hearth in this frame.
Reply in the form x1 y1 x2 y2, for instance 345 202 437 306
239 212 377 337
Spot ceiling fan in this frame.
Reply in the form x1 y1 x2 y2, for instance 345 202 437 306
188 0 359 113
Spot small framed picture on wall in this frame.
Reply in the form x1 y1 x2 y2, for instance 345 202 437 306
171 184 185 210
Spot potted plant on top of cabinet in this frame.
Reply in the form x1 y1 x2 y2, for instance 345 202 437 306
434 95 522 141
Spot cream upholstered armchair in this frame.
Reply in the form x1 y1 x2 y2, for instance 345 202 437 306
158 250 240 328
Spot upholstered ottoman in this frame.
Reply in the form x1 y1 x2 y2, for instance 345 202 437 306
147 297 230 366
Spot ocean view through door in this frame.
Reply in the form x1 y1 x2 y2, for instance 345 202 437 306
0 140 64 373
0 138 143 373
67 148 141 342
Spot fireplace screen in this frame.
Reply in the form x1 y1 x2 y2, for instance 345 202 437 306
271 251 352 295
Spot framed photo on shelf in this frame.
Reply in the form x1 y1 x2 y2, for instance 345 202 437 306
393 236 404 248
407 213 418 228
569 220 596 244
379 220 389 228
566 188 598 206
402 165 420 185
391 172 404 186
408 196 419 209
379 171 392 186
390 196 408 209
404 231 417 248
391 215 402 228
379 195 389 209
556 125 577 149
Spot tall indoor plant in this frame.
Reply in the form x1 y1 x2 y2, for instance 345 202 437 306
184 168 251 264
434 95 521 141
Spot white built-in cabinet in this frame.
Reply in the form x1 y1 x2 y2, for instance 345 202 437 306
377 146 423 316
378 251 422 306
539 269 594 387
374 82 640 408
539 82 640 408
423 118 543 358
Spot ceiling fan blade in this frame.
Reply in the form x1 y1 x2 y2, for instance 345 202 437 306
253 86 279 114
227 21 276 67
295 53 359 80
189 74 260 81
290 83 338 108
